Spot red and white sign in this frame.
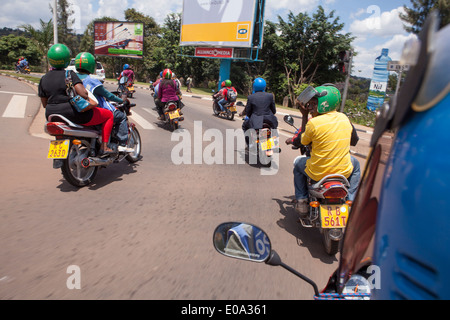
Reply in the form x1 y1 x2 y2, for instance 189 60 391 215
195 47 234 58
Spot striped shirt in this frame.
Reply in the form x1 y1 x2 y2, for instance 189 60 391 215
301 111 354 181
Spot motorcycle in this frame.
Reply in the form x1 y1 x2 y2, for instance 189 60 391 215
161 100 183 131
245 118 280 166
213 221 372 300
212 96 238 120
16 65 31 74
117 81 135 98
45 102 142 187
126 81 135 98
284 115 351 255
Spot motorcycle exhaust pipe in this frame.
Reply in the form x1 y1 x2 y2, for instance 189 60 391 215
81 157 114 168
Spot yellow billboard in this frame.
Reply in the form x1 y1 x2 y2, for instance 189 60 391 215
180 0 257 48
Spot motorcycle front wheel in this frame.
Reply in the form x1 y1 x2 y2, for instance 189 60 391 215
212 102 220 116
61 140 98 187
126 126 142 163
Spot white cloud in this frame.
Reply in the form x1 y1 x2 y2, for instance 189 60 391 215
349 6 406 38
352 33 417 78
265 0 319 22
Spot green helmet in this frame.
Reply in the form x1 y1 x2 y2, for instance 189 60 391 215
75 52 96 74
225 79 232 87
47 43 71 69
315 86 341 114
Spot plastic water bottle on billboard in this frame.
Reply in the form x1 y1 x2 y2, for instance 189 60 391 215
367 48 392 111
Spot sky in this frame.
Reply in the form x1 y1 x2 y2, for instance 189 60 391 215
0 0 417 78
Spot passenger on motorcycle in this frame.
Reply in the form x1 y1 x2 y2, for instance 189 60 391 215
215 80 237 113
39 44 114 155
157 68 182 120
74 52 134 153
286 85 361 216
240 77 278 139
118 64 135 90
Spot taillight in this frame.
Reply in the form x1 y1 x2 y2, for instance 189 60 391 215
46 122 65 136
323 187 348 199
168 104 176 111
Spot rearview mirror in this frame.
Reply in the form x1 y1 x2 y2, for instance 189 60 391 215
283 115 295 127
213 222 271 263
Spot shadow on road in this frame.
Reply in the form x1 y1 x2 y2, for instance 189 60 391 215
272 196 338 264
56 161 141 191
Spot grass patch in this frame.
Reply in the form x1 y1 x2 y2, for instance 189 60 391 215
1 71 41 84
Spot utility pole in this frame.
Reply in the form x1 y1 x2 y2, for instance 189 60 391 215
53 0 58 44
339 50 353 112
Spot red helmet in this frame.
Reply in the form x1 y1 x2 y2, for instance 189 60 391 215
163 69 172 79
221 81 226 88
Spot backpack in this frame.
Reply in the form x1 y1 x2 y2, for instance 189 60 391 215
227 88 237 102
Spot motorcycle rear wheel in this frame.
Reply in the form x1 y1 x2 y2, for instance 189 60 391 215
322 229 340 255
226 110 234 121
125 127 142 163
61 140 98 187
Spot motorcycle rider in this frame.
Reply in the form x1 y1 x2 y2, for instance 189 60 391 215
38 44 115 155
118 63 134 92
215 80 237 113
240 77 278 144
74 52 134 153
286 85 361 217
157 68 182 121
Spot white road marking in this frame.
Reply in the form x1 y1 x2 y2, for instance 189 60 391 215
3 95 28 118
129 110 155 130
0 90 37 96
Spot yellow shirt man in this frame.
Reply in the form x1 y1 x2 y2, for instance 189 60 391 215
301 110 354 181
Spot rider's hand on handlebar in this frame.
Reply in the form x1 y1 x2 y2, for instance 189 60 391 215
285 138 294 145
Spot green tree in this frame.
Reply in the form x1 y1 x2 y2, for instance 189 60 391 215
18 19 54 71
261 6 354 106
124 8 161 81
0 35 40 69
400 0 450 34
50 0 79 53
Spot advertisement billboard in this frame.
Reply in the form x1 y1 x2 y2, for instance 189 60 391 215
180 0 258 48
94 21 144 59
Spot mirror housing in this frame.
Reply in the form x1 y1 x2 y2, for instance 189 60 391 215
283 115 295 127
236 101 245 107
213 222 271 263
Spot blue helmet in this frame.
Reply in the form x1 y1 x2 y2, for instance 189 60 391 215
123 64 130 70
252 77 266 93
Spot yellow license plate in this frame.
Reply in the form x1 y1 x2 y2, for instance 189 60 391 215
229 106 237 112
320 204 349 228
169 110 180 120
260 137 275 151
48 139 70 159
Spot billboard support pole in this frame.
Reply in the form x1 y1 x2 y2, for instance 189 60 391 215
218 59 231 91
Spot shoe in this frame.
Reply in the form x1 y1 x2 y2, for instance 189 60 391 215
158 115 165 120
118 145 134 153
295 199 309 217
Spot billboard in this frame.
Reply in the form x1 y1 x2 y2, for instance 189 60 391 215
94 21 144 59
180 0 258 48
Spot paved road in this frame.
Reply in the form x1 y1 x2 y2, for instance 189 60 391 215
0 73 388 301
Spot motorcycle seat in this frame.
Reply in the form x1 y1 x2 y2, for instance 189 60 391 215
47 114 84 129
309 174 350 190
